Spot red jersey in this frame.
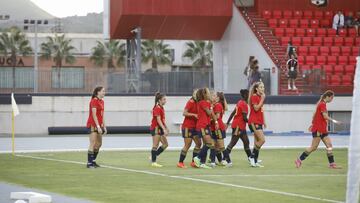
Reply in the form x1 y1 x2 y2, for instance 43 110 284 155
196 100 211 130
86 97 104 128
150 105 166 130
232 100 248 130
248 94 264 125
311 101 328 133
211 103 226 131
182 99 197 129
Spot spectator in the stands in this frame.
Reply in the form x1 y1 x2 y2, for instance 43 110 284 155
286 54 298 91
247 59 259 89
286 41 297 59
353 11 360 36
332 11 344 35
249 65 262 88
244 55 255 79
344 12 355 28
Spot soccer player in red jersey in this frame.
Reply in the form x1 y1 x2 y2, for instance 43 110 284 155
295 90 342 169
150 92 169 168
86 86 107 168
177 89 202 169
248 82 266 167
209 92 231 167
224 89 251 165
193 88 218 169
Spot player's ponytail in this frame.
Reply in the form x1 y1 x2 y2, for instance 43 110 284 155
154 92 165 107
92 86 104 99
217 92 228 111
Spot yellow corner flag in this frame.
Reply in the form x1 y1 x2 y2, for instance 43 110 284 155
11 93 20 156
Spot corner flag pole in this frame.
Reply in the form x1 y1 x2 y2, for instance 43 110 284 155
11 93 20 156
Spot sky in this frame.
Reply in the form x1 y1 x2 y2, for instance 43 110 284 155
30 0 103 18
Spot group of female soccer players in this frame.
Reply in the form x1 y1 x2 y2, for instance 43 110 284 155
85 83 341 170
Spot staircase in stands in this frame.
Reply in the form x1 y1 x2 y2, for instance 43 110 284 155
238 7 307 95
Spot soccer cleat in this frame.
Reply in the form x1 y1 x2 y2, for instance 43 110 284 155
249 157 256 167
177 162 187 169
86 163 95 169
193 157 201 168
293 86 298 90
257 159 262 163
224 162 233 168
288 85 291 90
221 160 228 166
210 163 216 168
151 162 163 168
255 163 264 168
93 162 100 168
200 164 212 169
295 159 302 168
329 163 342 169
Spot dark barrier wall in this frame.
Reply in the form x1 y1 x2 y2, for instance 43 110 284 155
255 0 360 12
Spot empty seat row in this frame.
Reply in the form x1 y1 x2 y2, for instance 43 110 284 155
297 46 359 56
280 36 360 46
300 65 355 74
262 10 354 20
297 55 357 65
268 19 323 28
274 28 358 37
327 75 354 86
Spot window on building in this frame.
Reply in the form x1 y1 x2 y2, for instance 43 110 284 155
52 67 84 88
0 67 34 88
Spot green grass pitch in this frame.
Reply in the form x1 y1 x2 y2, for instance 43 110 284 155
0 149 348 203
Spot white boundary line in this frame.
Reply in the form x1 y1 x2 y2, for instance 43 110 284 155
187 174 346 177
0 146 349 154
15 154 344 203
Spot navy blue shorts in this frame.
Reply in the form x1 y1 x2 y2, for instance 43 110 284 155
150 127 164 136
211 130 226 140
312 131 328 139
249 123 263 133
197 126 211 138
182 128 196 138
232 127 247 136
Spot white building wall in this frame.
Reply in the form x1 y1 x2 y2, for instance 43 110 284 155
213 5 278 94
0 96 352 135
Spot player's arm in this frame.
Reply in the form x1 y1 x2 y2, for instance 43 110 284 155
204 108 218 122
242 111 248 123
253 95 265 112
322 112 341 124
226 108 236 125
91 107 103 134
183 109 198 119
156 115 169 135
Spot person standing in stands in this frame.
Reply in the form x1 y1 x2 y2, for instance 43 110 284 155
332 11 345 35
287 54 298 90
286 41 297 59
244 56 255 88
249 65 262 88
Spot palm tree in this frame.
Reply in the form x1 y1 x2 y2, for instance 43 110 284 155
90 40 126 69
183 41 213 69
41 34 76 88
0 27 32 89
141 40 172 70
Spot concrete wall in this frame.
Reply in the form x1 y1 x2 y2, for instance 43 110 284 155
0 95 352 135
213 5 278 94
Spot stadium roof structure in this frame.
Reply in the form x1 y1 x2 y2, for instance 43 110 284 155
109 0 233 40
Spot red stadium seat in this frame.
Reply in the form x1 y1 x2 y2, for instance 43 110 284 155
310 19 319 28
279 19 288 28
268 19 278 28
344 37 354 46
338 29 347 37
293 10 303 19
330 46 340 55
327 29 337 37
273 10 282 18
341 46 351 55
281 37 291 46
334 37 344 46
302 37 312 46
317 28 327 37
344 11 353 17
274 28 285 37
285 28 295 37
345 65 355 74
338 56 348 65
356 38 360 46
320 19 331 28
327 56 337 65
320 46 330 56
303 11 313 19
313 65 322 70
314 11 323 19
306 56 316 65
306 28 316 37
342 75 353 86
323 65 333 74
297 56 305 65
309 46 319 55
313 37 323 46
333 65 344 74
295 28 306 37
317 56 327 65
289 19 299 28
298 46 308 55
352 47 359 55
323 37 333 46
292 37 302 46
283 10 293 18
349 28 358 37
300 19 309 28
349 56 357 65
262 10 272 19
330 75 341 85
324 11 333 20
